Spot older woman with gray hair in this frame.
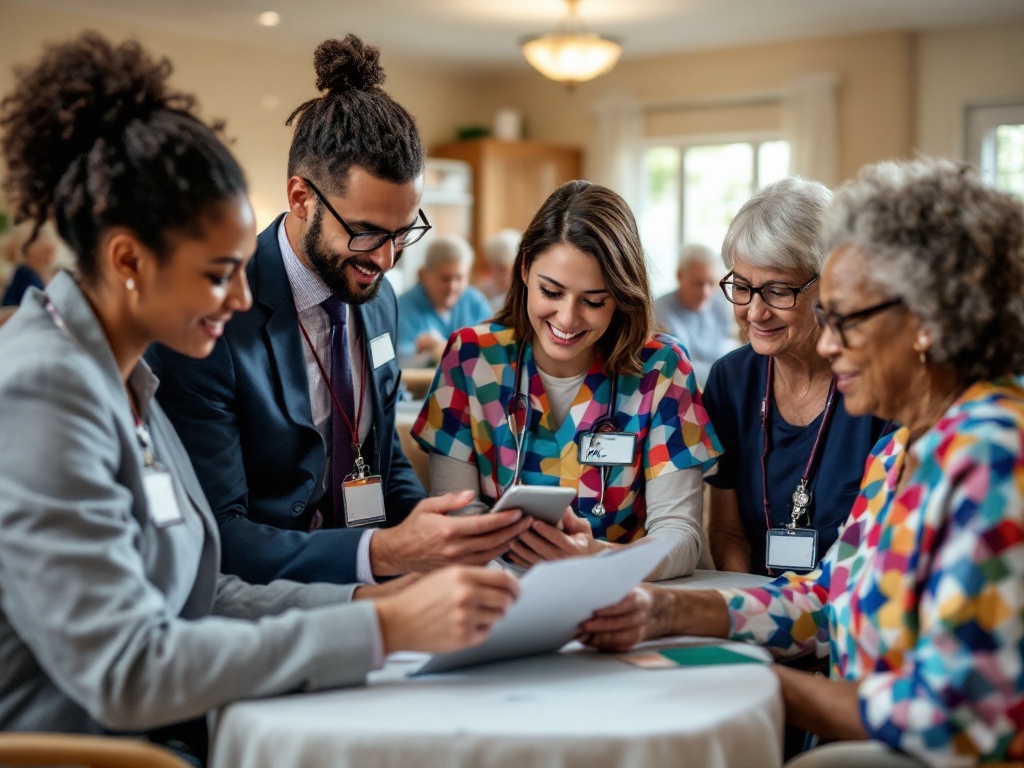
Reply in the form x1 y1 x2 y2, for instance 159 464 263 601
702 177 885 576
581 158 1024 767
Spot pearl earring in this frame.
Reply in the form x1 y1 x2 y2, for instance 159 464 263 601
125 278 136 291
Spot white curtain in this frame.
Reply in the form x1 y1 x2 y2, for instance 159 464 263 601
782 71 840 187
587 92 644 211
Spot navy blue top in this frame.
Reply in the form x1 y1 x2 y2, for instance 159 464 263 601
703 345 887 575
1 265 44 307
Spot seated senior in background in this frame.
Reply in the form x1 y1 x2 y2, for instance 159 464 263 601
397 232 492 367
704 177 887 576
413 180 721 580
0 33 519 764
583 158 1024 767
653 242 739 388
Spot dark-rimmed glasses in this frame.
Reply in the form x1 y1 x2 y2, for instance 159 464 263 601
719 271 819 310
812 297 904 348
302 177 431 253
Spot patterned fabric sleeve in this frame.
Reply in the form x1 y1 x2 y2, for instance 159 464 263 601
410 328 479 464
641 336 722 482
719 566 833 660
857 412 1024 764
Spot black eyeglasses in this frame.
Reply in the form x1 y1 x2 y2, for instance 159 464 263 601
302 177 431 253
719 271 819 310
813 297 904 348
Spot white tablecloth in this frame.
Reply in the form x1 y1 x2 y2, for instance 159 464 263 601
211 570 781 768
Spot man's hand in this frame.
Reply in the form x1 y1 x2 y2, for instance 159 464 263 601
369 491 533 577
506 509 610 568
577 586 655 652
375 566 520 654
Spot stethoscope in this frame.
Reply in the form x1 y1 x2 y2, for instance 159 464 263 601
504 342 619 517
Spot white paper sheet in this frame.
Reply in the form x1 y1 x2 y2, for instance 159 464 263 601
414 537 673 675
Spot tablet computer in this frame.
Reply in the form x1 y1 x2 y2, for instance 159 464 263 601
488 485 576 526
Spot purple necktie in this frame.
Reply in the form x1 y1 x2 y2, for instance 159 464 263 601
321 296 356 527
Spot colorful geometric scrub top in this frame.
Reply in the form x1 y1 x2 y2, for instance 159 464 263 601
720 379 1024 765
412 323 722 542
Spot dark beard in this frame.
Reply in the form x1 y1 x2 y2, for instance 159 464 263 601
302 204 384 305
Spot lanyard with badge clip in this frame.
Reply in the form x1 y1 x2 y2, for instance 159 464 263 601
761 357 837 574
298 317 386 527
44 295 185 528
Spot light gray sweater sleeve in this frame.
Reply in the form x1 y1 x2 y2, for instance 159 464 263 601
429 453 483 498
643 467 704 579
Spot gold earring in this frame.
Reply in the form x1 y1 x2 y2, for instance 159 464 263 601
125 278 136 291
919 349 926 365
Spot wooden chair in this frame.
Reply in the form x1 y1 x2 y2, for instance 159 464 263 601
0 733 191 768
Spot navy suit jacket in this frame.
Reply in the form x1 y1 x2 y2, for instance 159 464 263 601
147 215 425 585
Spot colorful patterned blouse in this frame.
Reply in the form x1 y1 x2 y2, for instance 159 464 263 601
721 379 1024 764
412 323 722 542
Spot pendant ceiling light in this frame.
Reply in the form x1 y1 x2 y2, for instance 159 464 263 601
521 0 622 87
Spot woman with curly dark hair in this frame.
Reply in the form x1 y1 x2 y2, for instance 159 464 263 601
582 158 1024 767
0 32 516 764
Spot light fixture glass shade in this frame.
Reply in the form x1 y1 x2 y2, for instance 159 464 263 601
521 32 621 86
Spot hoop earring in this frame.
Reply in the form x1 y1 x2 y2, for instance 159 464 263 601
125 278 136 291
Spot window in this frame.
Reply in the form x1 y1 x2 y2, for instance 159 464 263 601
965 104 1024 199
640 138 790 287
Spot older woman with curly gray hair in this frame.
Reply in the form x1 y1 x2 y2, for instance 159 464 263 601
581 158 1024 767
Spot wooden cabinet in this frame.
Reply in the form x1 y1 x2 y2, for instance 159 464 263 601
430 139 582 266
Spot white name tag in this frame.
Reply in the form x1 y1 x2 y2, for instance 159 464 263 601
765 528 818 571
142 467 184 527
369 333 396 369
343 475 387 527
578 432 636 466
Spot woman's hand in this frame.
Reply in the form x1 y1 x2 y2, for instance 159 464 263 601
577 587 655 651
505 509 611 568
352 573 423 600
374 565 520 654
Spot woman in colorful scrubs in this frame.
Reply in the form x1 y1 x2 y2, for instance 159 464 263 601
412 181 721 579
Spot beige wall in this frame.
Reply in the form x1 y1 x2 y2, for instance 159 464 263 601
915 21 1024 160
463 31 917 184
3 0 1020 225
0 0 486 228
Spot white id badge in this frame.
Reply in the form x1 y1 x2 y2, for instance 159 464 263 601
578 432 637 466
765 528 818 571
369 333 396 369
142 467 184 527
343 475 387 527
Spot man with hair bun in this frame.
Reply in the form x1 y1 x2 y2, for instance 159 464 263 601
149 34 531 586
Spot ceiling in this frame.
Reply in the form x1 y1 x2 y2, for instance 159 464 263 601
13 0 1024 73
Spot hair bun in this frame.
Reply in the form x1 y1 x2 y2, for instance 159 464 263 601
313 34 385 94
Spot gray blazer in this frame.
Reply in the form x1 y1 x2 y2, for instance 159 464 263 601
0 273 378 734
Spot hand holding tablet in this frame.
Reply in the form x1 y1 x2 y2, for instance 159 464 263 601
449 485 576 527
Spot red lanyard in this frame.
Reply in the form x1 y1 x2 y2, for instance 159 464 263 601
759 356 837 531
297 314 367 443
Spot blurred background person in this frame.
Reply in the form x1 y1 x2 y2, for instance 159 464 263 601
703 178 886 576
397 232 491 367
478 228 521 312
654 242 739 388
583 157 1024 768
1 220 69 307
